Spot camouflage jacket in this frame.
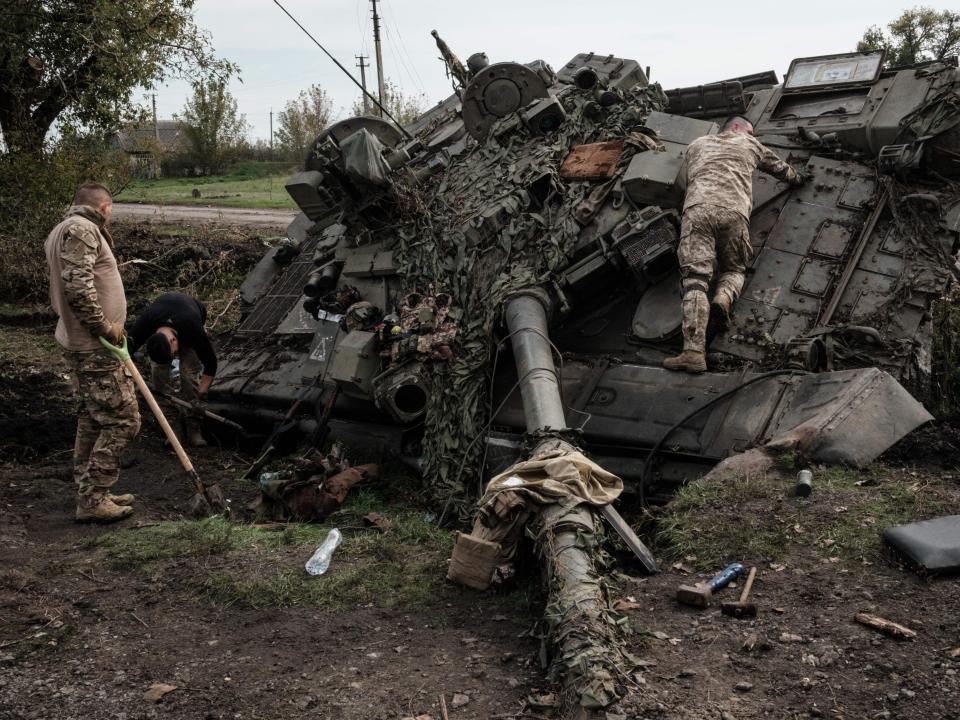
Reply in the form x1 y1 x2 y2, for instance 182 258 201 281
681 131 797 219
44 205 127 352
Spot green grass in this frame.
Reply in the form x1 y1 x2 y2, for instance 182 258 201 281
90 489 458 610
116 161 298 209
657 463 956 571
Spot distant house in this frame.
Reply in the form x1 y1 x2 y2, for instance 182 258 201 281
112 120 189 178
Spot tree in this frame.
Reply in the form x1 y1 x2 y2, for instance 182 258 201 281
274 84 333 161
351 79 427 126
0 0 233 157
178 77 248 175
857 7 960 66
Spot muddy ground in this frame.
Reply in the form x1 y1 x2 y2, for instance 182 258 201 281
3 221 960 720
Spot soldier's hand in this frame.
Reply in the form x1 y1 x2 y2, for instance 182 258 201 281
189 400 208 419
103 322 126 345
791 168 813 187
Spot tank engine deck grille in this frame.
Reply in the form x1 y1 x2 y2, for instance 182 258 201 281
236 236 319 337
616 218 677 272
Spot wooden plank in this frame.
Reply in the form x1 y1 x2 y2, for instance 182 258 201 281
854 612 917 639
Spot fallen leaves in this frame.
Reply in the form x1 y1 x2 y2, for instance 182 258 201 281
143 683 177 703
363 512 394 532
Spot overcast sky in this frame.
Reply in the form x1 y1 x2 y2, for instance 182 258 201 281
149 0 912 140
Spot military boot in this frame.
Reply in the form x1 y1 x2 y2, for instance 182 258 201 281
186 422 208 448
664 289 709 373
75 493 134 523
663 350 707 373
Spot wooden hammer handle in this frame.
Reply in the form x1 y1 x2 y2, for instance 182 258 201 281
739 566 757 603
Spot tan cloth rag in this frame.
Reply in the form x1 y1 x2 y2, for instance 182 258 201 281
479 448 623 511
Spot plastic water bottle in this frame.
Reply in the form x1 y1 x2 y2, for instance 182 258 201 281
259 471 281 489
305 529 342 576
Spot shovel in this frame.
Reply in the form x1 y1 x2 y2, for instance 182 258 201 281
99 336 228 517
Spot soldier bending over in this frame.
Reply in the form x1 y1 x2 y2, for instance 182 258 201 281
128 292 218 448
664 116 808 373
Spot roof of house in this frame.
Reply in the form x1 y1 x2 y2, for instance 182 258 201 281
114 120 189 153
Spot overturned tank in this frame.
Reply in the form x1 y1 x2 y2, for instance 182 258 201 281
210 45 960 715
213 48 959 501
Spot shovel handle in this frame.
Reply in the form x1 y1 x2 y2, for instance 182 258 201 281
101 337 196 475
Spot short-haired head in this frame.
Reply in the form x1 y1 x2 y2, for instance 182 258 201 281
723 116 754 135
145 332 173 365
73 182 111 207
73 182 113 222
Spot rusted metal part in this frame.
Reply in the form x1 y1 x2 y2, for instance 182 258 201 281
560 140 625 180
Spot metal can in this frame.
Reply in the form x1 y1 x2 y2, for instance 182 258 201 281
796 469 813 497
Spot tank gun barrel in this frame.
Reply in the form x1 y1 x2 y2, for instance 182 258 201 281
503 293 567 435
431 29 469 89
501 291 637 713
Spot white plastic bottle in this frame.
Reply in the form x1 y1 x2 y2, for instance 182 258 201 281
305 529 342 575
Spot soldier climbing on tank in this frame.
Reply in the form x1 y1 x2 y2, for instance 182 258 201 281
663 116 809 373
128 292 218 447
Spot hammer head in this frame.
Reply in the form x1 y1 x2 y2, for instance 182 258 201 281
676 583 712 608
721 601 757 618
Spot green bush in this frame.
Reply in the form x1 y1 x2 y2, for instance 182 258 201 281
0 135 131 302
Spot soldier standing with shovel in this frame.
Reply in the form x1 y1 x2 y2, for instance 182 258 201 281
45 183 140 523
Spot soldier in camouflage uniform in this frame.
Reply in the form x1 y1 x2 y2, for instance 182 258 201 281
45 183 141 522
664 116 808 373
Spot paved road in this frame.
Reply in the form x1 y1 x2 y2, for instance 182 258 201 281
113 203 298 228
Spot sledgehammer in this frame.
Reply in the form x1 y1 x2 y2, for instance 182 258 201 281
722 566 758 618
676 562 744 608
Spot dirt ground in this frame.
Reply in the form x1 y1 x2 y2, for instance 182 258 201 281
3 220 960 720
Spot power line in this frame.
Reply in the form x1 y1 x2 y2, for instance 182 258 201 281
383 22 420 98
380 2 428 97
271 0 411 137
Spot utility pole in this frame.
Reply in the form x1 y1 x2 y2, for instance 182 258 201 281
356 55 371 115
370 0 386 117
269 108 273 159
152 93 159 140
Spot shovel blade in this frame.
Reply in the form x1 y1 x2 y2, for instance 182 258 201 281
204 483 229 513
187 492 212 518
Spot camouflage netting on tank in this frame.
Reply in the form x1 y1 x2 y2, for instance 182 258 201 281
534 502 638 714
391 84 668 521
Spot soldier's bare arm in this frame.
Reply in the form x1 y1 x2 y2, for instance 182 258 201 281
59 225 115 340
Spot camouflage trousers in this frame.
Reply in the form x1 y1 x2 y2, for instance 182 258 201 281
676 204 752 352
151 348 201 428
64 350 141 499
